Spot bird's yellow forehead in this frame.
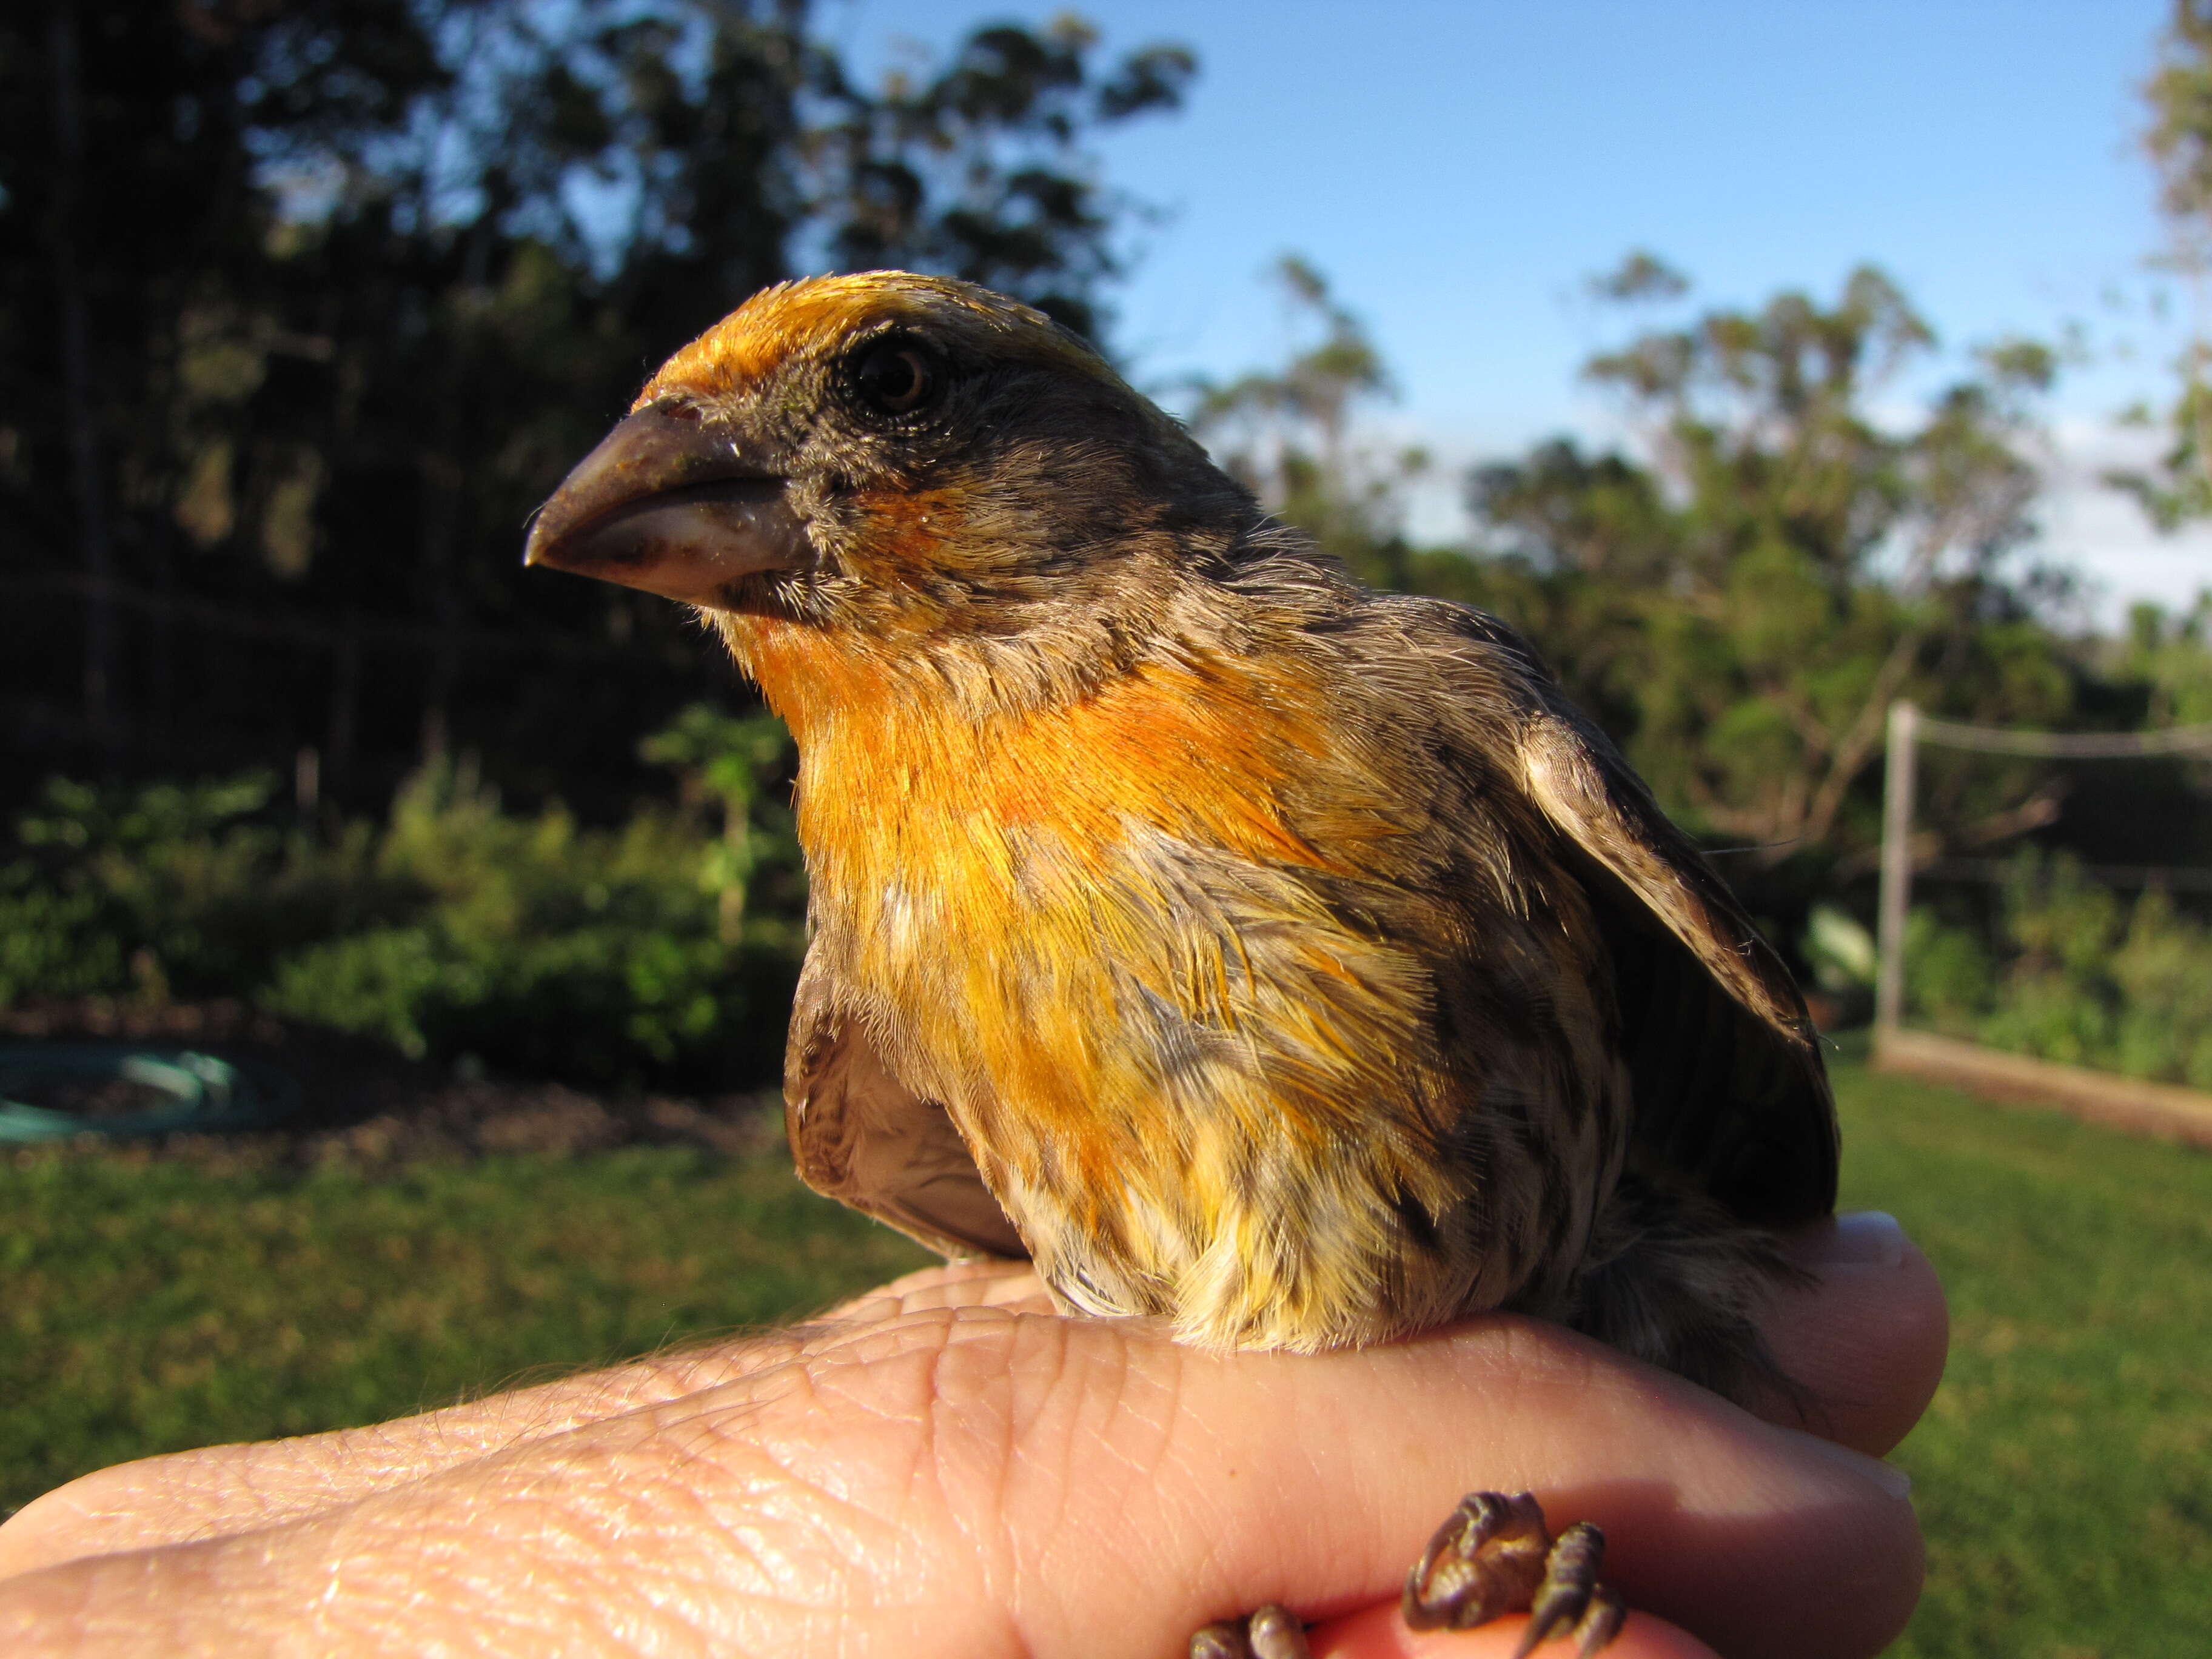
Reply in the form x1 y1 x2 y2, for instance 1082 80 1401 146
634 271 1116 408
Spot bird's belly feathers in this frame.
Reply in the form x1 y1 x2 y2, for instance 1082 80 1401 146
811 809 1624 1351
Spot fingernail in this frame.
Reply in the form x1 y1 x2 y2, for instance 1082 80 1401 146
1795 1211 1908 1270
1797 1430 1914 1500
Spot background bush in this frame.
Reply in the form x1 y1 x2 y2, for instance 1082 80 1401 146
0 709 803 1090
1907 850 2212 1086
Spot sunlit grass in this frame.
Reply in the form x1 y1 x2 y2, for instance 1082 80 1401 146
1837 1064 2212 1657
5 1064 2208 1657
0 1143 928 1515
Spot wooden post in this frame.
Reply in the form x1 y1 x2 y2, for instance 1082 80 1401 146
1875 700 1919 1042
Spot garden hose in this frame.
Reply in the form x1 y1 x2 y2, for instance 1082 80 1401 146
0 1045 303 1142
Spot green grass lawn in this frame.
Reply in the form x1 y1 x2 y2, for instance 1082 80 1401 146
1838 1063 2212 1658
4 1062 2210 1656
0 1143 931 1515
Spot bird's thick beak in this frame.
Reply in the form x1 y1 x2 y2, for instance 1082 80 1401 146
523 406 811 606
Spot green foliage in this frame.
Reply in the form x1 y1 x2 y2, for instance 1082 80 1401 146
0 708 805 1089
1906 853 2212 1087
811 15 1195 338
263 757 791 1084
1466 261 2071 870
1902 908 1996 1031
2147 2 2212 230
2114 1 2212 527
2117 595 2212 725
639 706 801 936
4 1 1192 793
0 776 393 1007
1187 256 1430 591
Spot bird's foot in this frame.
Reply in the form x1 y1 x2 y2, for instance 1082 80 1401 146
1189 1602 1309 1658
1403 1490 1625 1657
1185 1491 1622 1658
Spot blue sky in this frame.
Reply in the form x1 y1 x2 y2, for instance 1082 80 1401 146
828 1 2210 622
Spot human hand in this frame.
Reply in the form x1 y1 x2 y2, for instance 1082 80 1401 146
0 1210 1942 1658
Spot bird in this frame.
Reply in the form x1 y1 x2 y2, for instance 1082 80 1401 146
523 271 1838 1658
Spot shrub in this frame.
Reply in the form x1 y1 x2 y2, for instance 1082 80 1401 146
0 710 805 1090
0 775 395 1005
1905 850 2212 1087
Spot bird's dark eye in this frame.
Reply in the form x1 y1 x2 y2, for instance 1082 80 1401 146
848 337 940 419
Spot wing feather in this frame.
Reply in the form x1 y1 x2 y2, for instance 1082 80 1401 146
784 948 1028 1261
1517 695 1838 1225
1409 600 1840 1226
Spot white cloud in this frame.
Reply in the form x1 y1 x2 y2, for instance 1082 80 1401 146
2037 418 2212 627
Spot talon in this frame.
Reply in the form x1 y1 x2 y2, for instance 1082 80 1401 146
1513 1609 1568 1657
1189 1606 1309 1659
1574 1585 1627 1657
1403 1489 1553 1631
1248 1603 1311 1659
1512 1521 1606 1657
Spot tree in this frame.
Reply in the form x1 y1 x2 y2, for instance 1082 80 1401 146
1185 256 1427 590
0 1 1193 806
1463 258 2074 873
809 15 1193 340
2116 0 2212 526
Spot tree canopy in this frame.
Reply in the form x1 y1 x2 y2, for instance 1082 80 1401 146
0 0 1192 806
1203 250 2199 915
1467 258 2071 870
2115 0 2212 526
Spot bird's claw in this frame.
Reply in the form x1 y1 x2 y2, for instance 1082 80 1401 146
1188 1492 1622 1658
1403 1490 1624 1655
1513 1523 1625 1658
1190 1602 1310 1659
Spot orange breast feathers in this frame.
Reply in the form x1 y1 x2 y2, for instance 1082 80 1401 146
738 627 1440 1221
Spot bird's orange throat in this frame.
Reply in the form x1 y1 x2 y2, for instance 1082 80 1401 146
714 606 1376 885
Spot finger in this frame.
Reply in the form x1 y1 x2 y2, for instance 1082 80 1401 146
1761 1212 1948 1456
1313 1601 1720 1658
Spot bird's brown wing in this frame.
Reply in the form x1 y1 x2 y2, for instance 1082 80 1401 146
783 947 1030 1261
1412 602 1838 1227
1513 688 1839 1226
